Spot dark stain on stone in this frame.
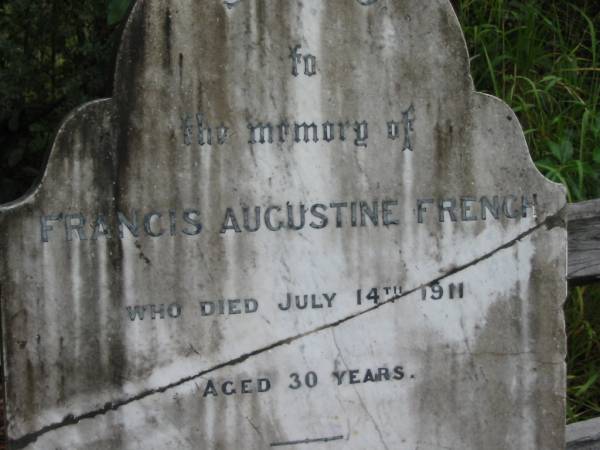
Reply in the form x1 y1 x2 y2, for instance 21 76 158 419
1 246 30 428
256 0 268 69
545 207 567 230
8 215 553 448
414 294 522 449
24 359 35 423
101 237 129 392
104 2 151 398
114 0 148 201
433 118 454 181
208 319 224 356
163 7 173 72
57 335 66 405
178 53 184 89
413 218 565 448
135 240 152 265
432 113 455 261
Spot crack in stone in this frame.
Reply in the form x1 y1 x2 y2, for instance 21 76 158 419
246 416 266 443
9 212 561 449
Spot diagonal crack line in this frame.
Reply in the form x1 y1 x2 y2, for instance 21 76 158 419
10 213 561 449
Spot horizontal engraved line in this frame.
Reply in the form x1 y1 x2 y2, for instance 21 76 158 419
270 435 345 447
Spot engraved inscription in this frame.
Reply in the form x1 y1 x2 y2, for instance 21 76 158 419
39 194 539 243
421 282 464 301
290 45 317 77
126 303 183 321
278 292 336 311
200 299 259 316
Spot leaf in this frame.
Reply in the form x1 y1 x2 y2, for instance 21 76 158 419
108 0 132 26
575 371 599 397
547 141 563 163
594 147 600 165
547 139 573 164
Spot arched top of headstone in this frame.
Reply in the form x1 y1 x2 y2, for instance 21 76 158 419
113 0 473 104
2 0 560 211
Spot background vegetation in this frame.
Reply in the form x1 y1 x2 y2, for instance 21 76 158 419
0 0 599 424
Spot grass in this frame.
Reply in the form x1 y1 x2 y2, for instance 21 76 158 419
454 0 600 423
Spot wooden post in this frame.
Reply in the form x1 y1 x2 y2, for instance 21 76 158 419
566 417 600 449
567 199 600 285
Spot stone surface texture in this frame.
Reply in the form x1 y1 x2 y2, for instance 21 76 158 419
0 0 567 449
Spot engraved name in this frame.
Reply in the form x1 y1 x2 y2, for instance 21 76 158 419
40 194 538 242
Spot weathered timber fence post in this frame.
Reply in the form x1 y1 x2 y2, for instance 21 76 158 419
568 199 600 285
565 200 600 449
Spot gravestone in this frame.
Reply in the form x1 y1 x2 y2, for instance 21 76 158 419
0 0 567 448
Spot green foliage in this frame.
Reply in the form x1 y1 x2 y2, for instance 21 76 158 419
455 0 600 202
455 0 600 423
108 0 133 26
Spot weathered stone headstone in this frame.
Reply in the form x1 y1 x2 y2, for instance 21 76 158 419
0 0 567 448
